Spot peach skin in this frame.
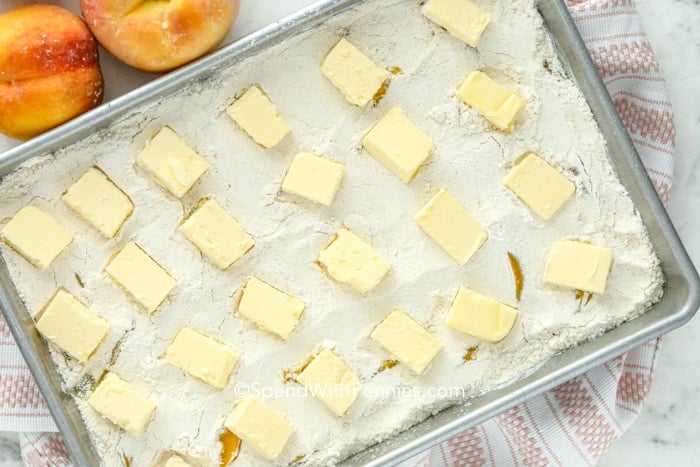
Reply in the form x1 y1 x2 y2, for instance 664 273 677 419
80 0 240 73
0 5 104 141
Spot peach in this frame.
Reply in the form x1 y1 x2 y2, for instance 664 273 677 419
0 5 104 141
80 0 240 73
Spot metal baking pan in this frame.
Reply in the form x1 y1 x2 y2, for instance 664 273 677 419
0 0 698 465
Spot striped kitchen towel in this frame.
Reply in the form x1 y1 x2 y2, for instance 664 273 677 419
0 0 676 465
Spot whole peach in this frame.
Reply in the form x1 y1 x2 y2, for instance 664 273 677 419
0 5 104 141
81 0 240 73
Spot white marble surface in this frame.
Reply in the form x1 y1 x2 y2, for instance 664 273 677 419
0 0 698 465
0 433 20 467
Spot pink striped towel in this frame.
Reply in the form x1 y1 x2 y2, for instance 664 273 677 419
0 0 676 465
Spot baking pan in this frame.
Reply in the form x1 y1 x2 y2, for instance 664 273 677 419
0 0 698 466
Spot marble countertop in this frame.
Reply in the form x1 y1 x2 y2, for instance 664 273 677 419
1 0 698 465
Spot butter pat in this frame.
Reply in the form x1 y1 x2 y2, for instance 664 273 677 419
503 153 575 220
227 86 291 149
362 107 433 183
164 327 239 389
88 373 156 434
544 240 614 294
225 397 294 461
137 127 209 198
370 310 441 375
62 167 133 238
457 71 525 131
105 242 176 313
282 152 346 206
238 277 304 340
415 189 488 265
446 288 518 343
0 206 72 270
423 0 490 47
318 229 391 294
35 289 109 363
179 199 254 269
163 456 192 467
321 38 389 107
297 348 360 416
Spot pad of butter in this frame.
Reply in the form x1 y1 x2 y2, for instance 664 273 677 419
362 107 433 183
227 85 291 149
164 328 239 389
321 38 389 107
0 206 72 270
35 289 109 363
163 456 192 467
297 348 360 417
318 229 391 294
225 397 294 461
62 167 134 238
238 277 305 340
456 71 525 132
414 189 488 265
179 199 254 270
423 0 491 47
503 153 575 221
105 241 176 313
446 288 518 343
544 240 614 295
370 310 442 375
281 152 346 206
136 127 209 199
88 372 156 434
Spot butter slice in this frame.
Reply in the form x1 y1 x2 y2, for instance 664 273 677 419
225 397 294 461
321 38 389 107
163 456 192 467
62 167 133 238
423 0 491 47
415 189 488 265
35 289 109 363
227 86 291 149
164 328 239 389
370 310 441 375
318 229 391 294
105 241 176 313
136 127 209 199
297 348 360 417
362 107 433 183
238 277 305 340
0 206 72 270
88 373 156 434
446 288 518 343
282 152 346 206
503 154 575 220
456 71 525 132
544 240 614 294
136 127 209 198
179 199 254 270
